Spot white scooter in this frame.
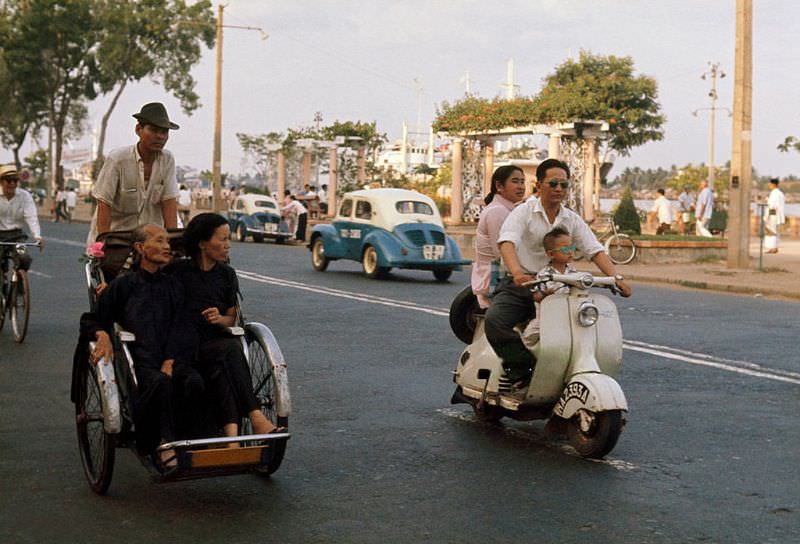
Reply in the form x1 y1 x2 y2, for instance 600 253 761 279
450 272 627 458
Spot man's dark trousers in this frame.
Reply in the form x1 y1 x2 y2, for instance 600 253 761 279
484 276 536 382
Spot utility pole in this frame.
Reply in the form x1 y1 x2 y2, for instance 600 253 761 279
499 58 520 99
413 78 424 136
461 70 471 95
727 0 753 269
211 3 224 212
208 4 267 212
702 62 725 187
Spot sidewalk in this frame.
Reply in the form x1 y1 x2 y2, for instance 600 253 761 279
575 239 800 301
50 201 800 301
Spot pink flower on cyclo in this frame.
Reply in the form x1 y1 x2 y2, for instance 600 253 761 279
87 242 105 258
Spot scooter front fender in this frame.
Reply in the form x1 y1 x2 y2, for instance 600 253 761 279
553 373 628 419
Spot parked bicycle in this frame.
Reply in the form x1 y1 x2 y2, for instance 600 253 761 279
0 239 40 343
575 215 637 265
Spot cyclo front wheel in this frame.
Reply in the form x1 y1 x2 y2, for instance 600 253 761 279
10 269 30 343
244 324 289 475
605 234 636 265
76 360 116 494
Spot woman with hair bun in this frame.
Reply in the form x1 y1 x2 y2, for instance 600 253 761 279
175 212 282 439
471 165 527 309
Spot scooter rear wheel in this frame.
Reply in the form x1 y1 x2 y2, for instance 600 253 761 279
567 409 623 459
472 403 504 423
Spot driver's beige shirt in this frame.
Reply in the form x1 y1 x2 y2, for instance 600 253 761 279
497 197 604 273
87 144 178 244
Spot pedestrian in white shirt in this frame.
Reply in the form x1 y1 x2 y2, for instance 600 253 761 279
764 178 786 253
54 188 67 222
485 158 631 384
651 188 673 235
695 179 714 237
0 164 44 252
65 188 78 223
677 186 694 234
282 196 308 241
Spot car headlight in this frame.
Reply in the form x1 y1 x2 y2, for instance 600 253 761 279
577 302 599 327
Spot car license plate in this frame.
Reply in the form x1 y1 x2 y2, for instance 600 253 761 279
423 244 445 260
264 223 277 234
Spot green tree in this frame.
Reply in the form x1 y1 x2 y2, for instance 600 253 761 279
24 149 48 189
777 136 800 153
613 187 641 235
533 51 665 156
93 0 215 176
237 131 283 192
0 7 48 169
4 0 100 194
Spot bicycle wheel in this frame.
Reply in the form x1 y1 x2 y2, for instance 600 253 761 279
0 266 7 332
605 234 636 265
76 360 116 494
10 269 30 343
244 324 289 475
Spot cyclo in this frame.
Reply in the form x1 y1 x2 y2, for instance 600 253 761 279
71 229 291 494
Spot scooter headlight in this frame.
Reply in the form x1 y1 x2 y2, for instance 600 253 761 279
577 302 599 327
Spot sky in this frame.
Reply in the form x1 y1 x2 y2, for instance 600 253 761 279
5 0 799 178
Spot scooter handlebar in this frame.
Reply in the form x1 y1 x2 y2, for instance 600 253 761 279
522 272 619 292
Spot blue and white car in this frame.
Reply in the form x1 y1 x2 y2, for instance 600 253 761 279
227 194 291 243
308 188 470 281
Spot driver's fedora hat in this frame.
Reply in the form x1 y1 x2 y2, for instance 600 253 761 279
132 102 179 130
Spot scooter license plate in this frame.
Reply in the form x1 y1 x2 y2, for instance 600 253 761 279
423 244 445 260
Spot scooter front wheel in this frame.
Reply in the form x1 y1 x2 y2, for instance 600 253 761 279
472 402 504 423
567 409 623 459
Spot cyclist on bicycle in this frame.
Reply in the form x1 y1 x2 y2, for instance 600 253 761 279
0 164 44 269
484 158 631 386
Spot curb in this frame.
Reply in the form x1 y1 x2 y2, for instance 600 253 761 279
625 273 800 301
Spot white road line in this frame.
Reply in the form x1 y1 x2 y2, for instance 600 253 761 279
239 270 797 386
44 237 86 248
27 270 52 279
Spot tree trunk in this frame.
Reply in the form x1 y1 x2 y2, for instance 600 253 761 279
93 79 128 180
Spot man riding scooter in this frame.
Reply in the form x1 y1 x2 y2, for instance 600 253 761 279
484 159 632 386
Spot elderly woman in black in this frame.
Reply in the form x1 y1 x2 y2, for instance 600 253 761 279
175 212 280 439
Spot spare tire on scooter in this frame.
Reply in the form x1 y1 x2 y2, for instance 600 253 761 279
449 285 482 344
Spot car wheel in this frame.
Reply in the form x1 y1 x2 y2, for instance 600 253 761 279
238 224 249 242
253 234 265 243
362 246 388 279
311 237 329 271
433 268 453 282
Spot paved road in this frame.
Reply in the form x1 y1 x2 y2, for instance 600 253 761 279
1 222 798 543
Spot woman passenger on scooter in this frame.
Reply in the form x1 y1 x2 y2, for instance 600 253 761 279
471 165 527 310
174 213 283 439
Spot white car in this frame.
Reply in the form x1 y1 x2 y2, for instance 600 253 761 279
227 194 291 243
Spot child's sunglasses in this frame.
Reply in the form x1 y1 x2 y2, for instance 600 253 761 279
551 243 576 254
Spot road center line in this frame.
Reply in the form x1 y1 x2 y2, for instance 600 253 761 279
244 270 800 386
44 237 87 248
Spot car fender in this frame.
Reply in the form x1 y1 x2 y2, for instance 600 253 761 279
310 224 346 259
362 228 402 267
445 235 465 262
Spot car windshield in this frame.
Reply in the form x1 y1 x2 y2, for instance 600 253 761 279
395 201 433 215
254 200 277 210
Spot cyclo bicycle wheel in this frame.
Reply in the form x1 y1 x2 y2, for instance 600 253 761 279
76 359 116 494
243 323 289 475
10 269 30 343
605 234 636 265
0 263 7 331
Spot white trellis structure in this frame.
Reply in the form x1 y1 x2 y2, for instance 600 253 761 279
441 120 610 223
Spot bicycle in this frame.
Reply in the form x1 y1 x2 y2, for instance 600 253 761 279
575 215 637 265
0 239 40 343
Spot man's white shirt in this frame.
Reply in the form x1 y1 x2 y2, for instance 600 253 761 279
766 187 785 225
497 198 604 273
0 188 41 238
653 195 673 224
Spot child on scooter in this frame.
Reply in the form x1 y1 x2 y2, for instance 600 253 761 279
519 226 577 349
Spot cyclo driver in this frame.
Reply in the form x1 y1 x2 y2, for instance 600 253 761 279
484 158 632 386
0 164 44 267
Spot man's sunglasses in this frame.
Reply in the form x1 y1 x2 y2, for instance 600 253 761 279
1 177 19 184
546 179 570 189
551 243 576 254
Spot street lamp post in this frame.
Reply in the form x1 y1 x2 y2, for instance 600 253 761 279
209 4 267 212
